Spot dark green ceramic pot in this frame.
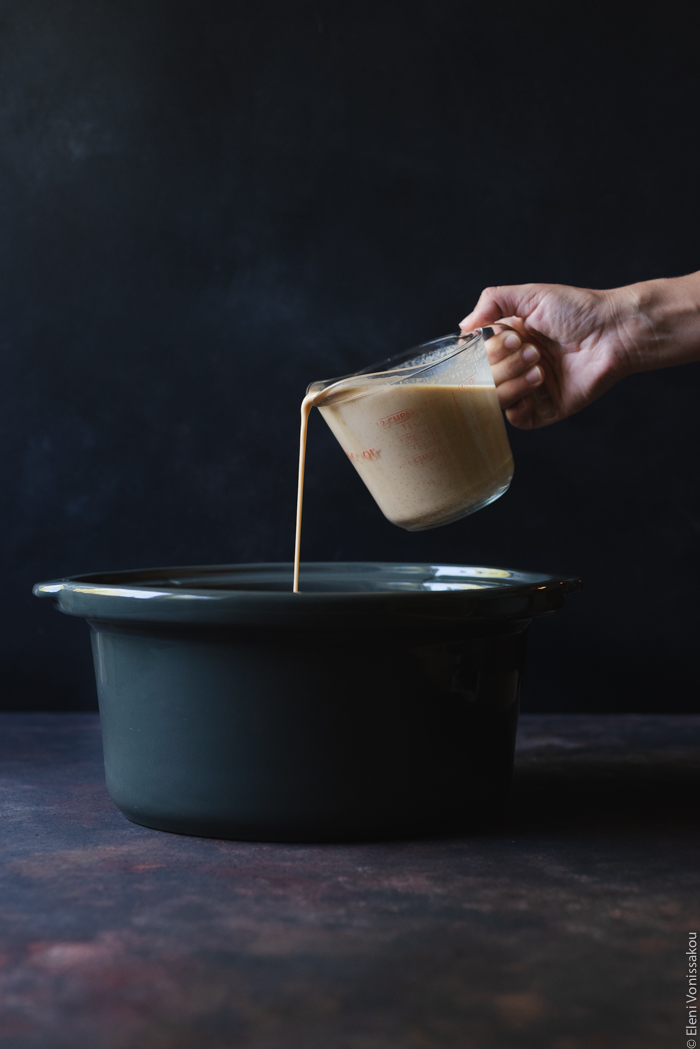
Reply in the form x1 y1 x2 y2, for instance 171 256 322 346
34 563 581 841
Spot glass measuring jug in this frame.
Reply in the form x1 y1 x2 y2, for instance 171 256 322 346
307 329 514 531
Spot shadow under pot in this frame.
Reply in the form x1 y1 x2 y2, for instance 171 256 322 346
34 562 581 842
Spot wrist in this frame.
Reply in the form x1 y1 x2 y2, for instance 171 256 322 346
606 272 700 376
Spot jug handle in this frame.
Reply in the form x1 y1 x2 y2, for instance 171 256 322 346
481 323 556 422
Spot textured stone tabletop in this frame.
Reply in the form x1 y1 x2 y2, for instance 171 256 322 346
0 713 698 1049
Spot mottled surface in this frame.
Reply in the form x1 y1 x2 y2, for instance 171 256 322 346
0 714 698 1048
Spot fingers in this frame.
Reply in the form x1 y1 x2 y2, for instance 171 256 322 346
459 283 546 332
505 395 538 430
485 330 544 409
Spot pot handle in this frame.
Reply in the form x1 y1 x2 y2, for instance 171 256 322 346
32 582 65 601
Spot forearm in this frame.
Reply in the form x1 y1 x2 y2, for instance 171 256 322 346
608 271 700 376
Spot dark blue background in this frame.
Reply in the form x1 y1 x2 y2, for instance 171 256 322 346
1 0 698 711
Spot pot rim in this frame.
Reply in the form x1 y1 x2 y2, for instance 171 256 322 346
33 561 582 627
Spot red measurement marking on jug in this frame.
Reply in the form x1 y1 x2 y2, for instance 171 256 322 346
346 448 381 463
473 407 491 433
458 374 477 387
406 451 433 466
378 408 413 428
398 432 429 449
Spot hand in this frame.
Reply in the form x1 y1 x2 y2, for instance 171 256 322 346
460 283 632 429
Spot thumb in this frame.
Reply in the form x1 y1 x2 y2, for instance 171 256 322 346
460 283 545 331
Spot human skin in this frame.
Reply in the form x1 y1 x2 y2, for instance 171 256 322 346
459 272 700 429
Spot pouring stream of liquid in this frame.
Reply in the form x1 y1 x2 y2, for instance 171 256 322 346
293 392 317 593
